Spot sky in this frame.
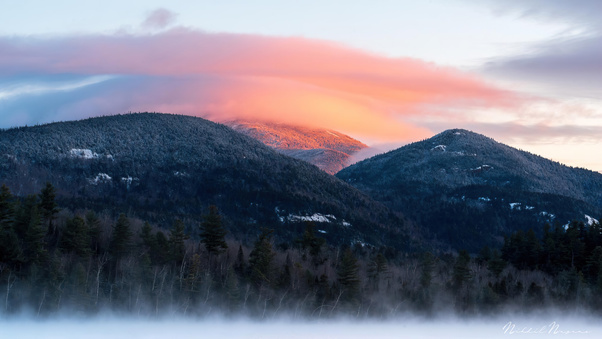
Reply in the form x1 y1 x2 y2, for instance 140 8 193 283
1 0 601 171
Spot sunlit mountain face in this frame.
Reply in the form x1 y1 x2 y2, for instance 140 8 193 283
226 120 368 174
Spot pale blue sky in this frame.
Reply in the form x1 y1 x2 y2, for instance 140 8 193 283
0 0 569 67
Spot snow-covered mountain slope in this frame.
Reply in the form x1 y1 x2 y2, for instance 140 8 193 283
226 120 367 174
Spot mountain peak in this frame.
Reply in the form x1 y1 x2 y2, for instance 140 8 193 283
337 128 602 251
225 120 367 174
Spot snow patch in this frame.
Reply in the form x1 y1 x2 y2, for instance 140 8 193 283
471 165 493 172
585 215 599 226
478 197 491 202
287 213 336 223
509 203 521 210
121 176 139 189
540 211 556 219
318 230 327 234
431 145 446 152
285 213 352 227
454 132 462 135
173 171 190 177
326 131 340 138
89 173 111 185
70 148 98 159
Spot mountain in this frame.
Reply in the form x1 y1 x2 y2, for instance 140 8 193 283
0 113 410 249
226 120 367 174
337 128 602 251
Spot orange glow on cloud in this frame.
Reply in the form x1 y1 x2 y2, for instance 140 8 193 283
0 29 518 142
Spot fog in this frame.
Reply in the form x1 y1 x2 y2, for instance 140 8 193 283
1 313 599 339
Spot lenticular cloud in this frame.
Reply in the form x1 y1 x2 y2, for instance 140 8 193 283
0 29 516 140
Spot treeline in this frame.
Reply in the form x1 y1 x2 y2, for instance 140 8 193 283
1 183 602 318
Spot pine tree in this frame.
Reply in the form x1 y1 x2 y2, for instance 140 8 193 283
234 244 246 278
337 247 360 302
419 252 435 289
23 204 47 266
61 216 91 258
368 253 388 290
0 184 14 227
199 205 228 256
0 185 20 268
39 182 59 236
249 228 275 286
452 250 472 291
154 231 170 265
85 211 102 255
169 219 189 265
299 222 325 261
108 214 132 260
487 250 507 278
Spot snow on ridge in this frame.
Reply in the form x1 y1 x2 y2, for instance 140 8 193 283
284 212 352 227
471 165 493 172
326 131 340 138
585 215 599 226
70 148 98 159
431 145 446 152
89 173 111 185
288 213 336 223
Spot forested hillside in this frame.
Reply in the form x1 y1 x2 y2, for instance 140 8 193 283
337 129 602 251
0 113 411 250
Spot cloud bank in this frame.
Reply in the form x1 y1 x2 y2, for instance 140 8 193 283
0 28 516 142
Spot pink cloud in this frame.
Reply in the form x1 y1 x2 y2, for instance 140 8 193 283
0 29 519 142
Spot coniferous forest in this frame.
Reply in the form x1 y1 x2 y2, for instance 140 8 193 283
1 183 602 318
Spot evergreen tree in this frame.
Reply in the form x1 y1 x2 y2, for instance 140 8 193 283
234 244 246 277
0 184 14 227
0 185 20 268
299 222 325 263
419 252 435 289
452 250 471 291
169 219 189 265
199 205 228 256
452 250 472 311
108 214 132 260
487 250 507 278
61 216 91 258
367 253 388 290
249 228 275 286
23 204 47 266
85 211 102 255
39 182 59 235
337 247 360 302
154 231 170 265
225 267 240 308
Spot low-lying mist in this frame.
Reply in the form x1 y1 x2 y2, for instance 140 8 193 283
1 312 600 339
